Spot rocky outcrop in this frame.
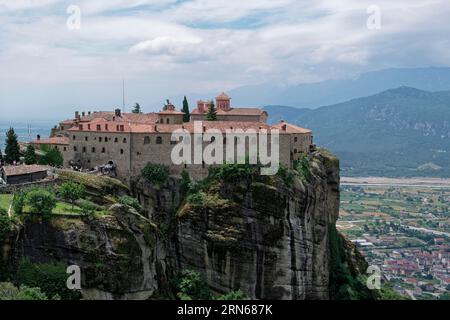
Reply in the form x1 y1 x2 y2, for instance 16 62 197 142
1 150 350 300
169 151 340 299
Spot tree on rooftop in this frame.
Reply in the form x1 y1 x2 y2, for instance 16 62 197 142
182 96 190 123
206 100 217 121
4 128 20 164
132 103 142 114
24 145 37 165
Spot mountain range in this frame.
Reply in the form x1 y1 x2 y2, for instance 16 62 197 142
265 87 450 177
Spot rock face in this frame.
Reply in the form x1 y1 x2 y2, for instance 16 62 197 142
1 150 343 300
169 151 340 300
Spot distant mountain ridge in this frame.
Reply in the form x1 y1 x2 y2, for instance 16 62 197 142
265 87 450 177
228 67 450 108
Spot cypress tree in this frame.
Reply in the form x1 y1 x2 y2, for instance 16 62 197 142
206 100 217 121
181 96 190 122
132 103 142 114
24 145 37 165
4 128 20 164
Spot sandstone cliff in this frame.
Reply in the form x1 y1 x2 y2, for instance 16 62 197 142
1 150 365 300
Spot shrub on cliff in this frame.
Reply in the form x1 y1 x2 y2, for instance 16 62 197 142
0 208 11 242
12 192 26 215
294 155 311 181
0 282 50 300
172 269 211 300
15 259 81 300
141 164 169 186
119 195 141 211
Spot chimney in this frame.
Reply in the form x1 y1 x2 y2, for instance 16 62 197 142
75 111 80 119
281 124 287 131
36 134 41 141
82 111 85 117
115 108 121 117
88 111 91 115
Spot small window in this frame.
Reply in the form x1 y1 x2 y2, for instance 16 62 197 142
210 136 215 142
105 137 108 142
114 137 118 143
105 124 109 131
73 146 77 151
166 118 170 124
102 147 106 153
123 137 127 143
99 137 102 142
120 149 124 154
144 136 150 144
294 137 298 142
63 147 67 152
92 147 96 153
85 136 88 141
96 124 101 131
87 124 91 130
82 146 86 153
156 136 162 144
73 135 76 140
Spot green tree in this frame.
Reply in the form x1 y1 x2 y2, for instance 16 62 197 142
132 103 142 114
0 148 3 164
216 290 247 300
182 96 190 122
24 145 37 165
25 188 57 215
78 199 96 216
59 182 85 210
0 282 49 300
12 191 26 215
39 145 63 167
4 128 20 164
206 101 217 121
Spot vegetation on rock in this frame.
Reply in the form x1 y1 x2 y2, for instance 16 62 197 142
142 163 169 186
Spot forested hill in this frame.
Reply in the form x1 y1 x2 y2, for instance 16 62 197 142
265 87 450 177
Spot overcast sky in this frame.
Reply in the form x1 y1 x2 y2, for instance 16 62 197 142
0 0 449 120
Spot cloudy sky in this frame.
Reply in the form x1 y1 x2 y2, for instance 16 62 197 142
0 0 449 119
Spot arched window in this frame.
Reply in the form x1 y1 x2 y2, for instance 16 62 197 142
144 136 150 145
92 147 96 153
166 118 170 124
120 149 124 154
156 136 162 144
114 137 118 143
210 136 216 142
102 147 106 153
123 137 127 143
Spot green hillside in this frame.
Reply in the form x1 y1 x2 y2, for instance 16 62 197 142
265 87 450 177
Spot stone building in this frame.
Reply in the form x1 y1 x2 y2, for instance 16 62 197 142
33 93 313 181
0 165 48 185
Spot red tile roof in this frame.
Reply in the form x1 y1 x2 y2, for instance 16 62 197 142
32 136 69 145
191 107 266 116
2 165 48 176
272 121 312 134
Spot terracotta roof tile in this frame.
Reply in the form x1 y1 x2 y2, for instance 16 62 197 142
272 121 312 134
2 165 48 176
32 137 69 145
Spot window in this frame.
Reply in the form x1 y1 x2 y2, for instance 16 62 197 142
96 124 101 131
294 148 297 154
73 135 76 140
73 146 77 151
123 137 127 143
210 136 215 142
144 136 150 144
102 147 106 153
99 137 102 142
294 137 298 142
156 136 162 144
120 125 124 131
82 146 86 153
92 147 96 153
105 137 108 142
120 149 124 154
166 118 169 124
114 137 118 143
85 136 88 141
105 124 109 131
63 147 67 152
